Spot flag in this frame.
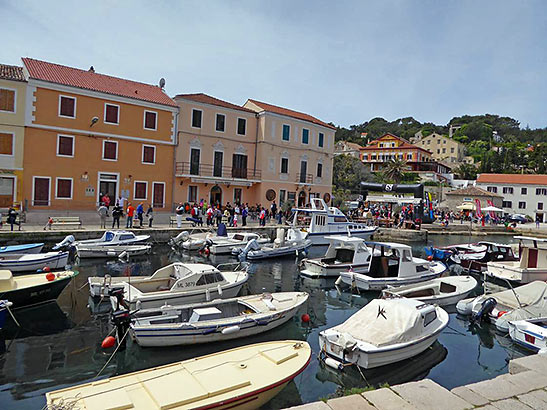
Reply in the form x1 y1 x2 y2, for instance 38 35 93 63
475 199 483 218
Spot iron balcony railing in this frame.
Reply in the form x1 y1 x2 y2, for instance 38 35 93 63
175 162 261 180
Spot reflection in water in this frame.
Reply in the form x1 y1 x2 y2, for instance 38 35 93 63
0 235 532 409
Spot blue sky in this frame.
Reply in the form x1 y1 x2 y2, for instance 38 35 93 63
2 0 546 128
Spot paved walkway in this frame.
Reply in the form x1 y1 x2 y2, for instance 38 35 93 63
287 353 547 410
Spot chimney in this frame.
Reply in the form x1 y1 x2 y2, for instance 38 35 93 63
89 66 95 73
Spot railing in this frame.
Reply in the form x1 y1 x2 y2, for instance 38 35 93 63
175 162 261 180
296 173 314 184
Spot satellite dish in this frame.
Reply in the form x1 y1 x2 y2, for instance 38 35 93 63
159 78 166 89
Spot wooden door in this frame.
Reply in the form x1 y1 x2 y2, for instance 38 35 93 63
153 183 164 208
34 178 50 206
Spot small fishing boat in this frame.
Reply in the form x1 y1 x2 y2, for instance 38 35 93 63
233 228 312 260
130 292 309 347
76 244 151 259
319 298 448 369
204 231 271 255
53 230 150 250
88 263 249 309
381 276 478 306
336 242 446 291
0 251 69 272
300 235 374 278
453 242 518 274
0 269 78 308
0 243 44 256
0 300 13 329
508 318 547 353
46 340 312 410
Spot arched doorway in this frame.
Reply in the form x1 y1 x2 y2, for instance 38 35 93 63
298 190 306 207
210 185 222 206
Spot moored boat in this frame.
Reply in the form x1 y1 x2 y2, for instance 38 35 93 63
0 251 69 272
46 340 312 410
234 228 311 260
454 242 518 274
0 243 44 256
76 244 151 259
508 318 547 353
54 230 150 250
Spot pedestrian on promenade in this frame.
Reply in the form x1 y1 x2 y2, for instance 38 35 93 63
126 203 135 228
146 204 154 227
7 206 20 231
175 203 184 228
259 207 266 226
536 214 541 229
136 203 144 227
43 217 53 230
118 194 126 210
98 202 108 229
215 206 222 226
271 201 277 223
101 193 111 209
242 205 248 226
112 203 122 228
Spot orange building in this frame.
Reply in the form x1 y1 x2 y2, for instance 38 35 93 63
21 58 178 211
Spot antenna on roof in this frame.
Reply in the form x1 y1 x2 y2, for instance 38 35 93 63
159 78 166 89
89 66 95 73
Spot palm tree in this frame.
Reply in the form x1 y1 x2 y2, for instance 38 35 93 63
383 158 408 183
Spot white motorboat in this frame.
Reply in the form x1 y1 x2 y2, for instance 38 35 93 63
451 242 518 274
486 236 547 284
300 235 374 278
205 232 271 255
290 198 377 246
0 243 44 256
88 262 249 309
456 281 547 332
76 244 151 259
508 318 547 353
336 242 446 291
233 228 312 260
381 276 478 306
319 298 448 369
53 230 150 250
0 251 69 272
169 230 210 251
130 291 309 347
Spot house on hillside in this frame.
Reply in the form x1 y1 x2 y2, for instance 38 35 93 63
414 132 469 165
444 186 502 210
334 140 362 158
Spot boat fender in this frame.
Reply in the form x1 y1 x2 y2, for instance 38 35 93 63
334 276 343 286
471 297 497 323
301 313 311 323
497 310 507 318
108 251 117 257
221 325 240 334
217 283 223 296
46 272 55 282
205 288 211 302
324 357 344 371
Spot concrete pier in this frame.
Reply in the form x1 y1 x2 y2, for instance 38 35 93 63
287 353 547 410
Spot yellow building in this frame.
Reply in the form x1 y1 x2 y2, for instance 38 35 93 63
0 64 26 208
417 132 467 164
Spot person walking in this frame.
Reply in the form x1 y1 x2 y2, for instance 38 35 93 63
112 203 122 228
536 214 541 229
146 204 154 227
242 205 248 226
6 206 20 231
259 207 266 227
271 201 277 224
102 193 111 209
98 202 108 229
136 202 144 227
175 202 184 228
126 203 135 228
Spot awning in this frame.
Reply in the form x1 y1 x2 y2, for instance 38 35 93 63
481 205 503 212
457 202 476 210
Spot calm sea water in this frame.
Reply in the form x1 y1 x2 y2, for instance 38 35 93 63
0 234 529 409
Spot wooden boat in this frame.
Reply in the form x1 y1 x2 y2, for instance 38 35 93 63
508 318 547 353
381 276 478 306
46 340 312 410
300 235 374 278
233 228 312 260
0 269 77 308
336 242 446 290
53 230 150 250
0 300 13 329
76 244 151 259
88 263 249 309
0 251 69 272
0 243 44 256
130 292 309 347
319 298 448 369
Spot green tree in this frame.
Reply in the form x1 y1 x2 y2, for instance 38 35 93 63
453 163 478 180
383 158 408 183
332 155 374 193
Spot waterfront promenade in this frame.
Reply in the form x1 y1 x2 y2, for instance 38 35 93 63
288 353 547 410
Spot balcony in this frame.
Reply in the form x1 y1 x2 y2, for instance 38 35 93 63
296 173 314 184
175 162 261 182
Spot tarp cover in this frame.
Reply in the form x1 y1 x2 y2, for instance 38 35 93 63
490 281 547 309
331 299 427 347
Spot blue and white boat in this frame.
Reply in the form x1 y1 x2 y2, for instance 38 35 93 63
291 198 376 246
0 243 44 256
0 251 69 272
0 300 13 329
508 318 547 353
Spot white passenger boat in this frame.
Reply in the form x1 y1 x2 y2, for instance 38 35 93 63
76 244 151 259
0 251 69 272
291 198 377 246
319 298 448 369
486 236 547 284
233 227 312 260
336 242 446 291
300 235 374 278
381 276 478 306
130 292 309 347
46 340 312 410
88 263 249 310
456 281 547 332
0 243 44 256
53 230 150 250
508 318 547 353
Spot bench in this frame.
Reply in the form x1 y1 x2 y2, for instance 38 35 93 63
169 216 178 227
49 216 82 229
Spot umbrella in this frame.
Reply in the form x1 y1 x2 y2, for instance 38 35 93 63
457 202 475 210
481 205 503 212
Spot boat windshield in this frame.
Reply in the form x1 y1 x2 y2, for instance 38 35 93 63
104 232 114 242
196 272 225 285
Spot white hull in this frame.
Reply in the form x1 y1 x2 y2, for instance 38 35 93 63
0 252 69 272
77 245 151 259
209 238 270 255
338 269 444 291
245 241 312 260
301 262 370 278
508 318 547 352
0 243 44 256
487 262 547 284
307 228 376 246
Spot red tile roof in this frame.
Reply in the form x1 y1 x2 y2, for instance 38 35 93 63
446 186 503 197
22 58 177 107
246 99 335 130
477 173 547 185
175 93 255 113
0 64 25 82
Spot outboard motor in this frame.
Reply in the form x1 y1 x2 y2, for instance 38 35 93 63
169 231 189 248
53 235 75 250
471 297 497 324
110 288 133 350
237 238 260 261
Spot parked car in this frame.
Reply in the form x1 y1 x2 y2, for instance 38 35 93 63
506 214 528 224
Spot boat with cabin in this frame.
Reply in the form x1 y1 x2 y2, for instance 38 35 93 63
0 251 69 272
453 241 518 274
336 242 446 290
290 198 377 246
53 230 150 250
233 227 312 260
76 244 151 259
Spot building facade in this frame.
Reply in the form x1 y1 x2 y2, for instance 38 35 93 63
415 132 467 164
334 141 362 158
444 186 503 210
476 173 547 221
0 64 26 208
22 58 178 211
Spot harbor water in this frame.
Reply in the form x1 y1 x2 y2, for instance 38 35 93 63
0 234 529 409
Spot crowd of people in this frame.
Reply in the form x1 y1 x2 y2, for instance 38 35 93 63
98 193 154 229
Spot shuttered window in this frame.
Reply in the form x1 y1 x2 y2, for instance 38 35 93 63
144 111 157 130
103 141 118 160
105 104 119 124
134 182 147 200
57 135 74 156
56 178 72 199
142 145 155 164
0 133 13 155
0 89 15 112
59 96 75 117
